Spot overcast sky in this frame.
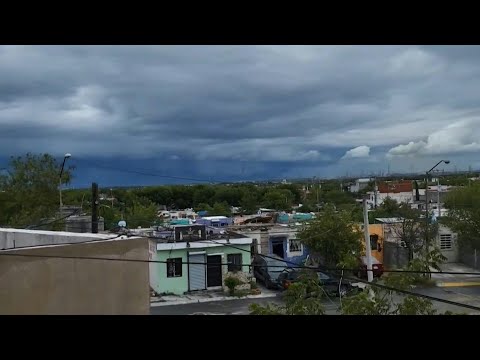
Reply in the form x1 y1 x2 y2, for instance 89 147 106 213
1 45 479 186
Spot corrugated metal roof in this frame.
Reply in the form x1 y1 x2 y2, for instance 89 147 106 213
375 217 404 223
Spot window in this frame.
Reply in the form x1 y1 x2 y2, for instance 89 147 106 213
251 238 258 255
370 235 379 250
440 234 452 250
166 258 182 277
289 239 302 253
227 254 242 272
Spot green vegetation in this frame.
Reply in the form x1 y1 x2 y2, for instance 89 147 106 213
297 206 363 268
444 183 480 249
224 276 243 296
0 153 74 228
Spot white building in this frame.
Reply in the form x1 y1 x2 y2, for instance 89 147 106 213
349 178 372 193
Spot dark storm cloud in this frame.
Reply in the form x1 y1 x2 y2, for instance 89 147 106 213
1 45 480 180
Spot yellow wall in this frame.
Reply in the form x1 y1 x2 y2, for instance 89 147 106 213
355 223 385 263
368 224 384 263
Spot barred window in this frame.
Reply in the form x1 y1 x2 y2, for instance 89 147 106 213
166 258 182 277
289 239 302 252
440 234 452 250
227 254 242 272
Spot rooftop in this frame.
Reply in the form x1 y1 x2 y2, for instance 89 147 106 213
0 228 141 251
200 216 230 221
374 217 404 224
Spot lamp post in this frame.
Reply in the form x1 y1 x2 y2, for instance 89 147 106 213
59 153 72 214
424 159 450 275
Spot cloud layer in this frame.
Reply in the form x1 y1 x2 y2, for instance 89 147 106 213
1 45 480 184
342 146 370 159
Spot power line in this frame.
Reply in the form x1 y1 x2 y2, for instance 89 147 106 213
73 158 227 183
0 234 126 251
1 250 479 312
343 275 480 312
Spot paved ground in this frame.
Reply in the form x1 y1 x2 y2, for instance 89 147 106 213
150 285 480 315
432 263 480 287
415 285 480 314
150 294 340 315
151 284 278 307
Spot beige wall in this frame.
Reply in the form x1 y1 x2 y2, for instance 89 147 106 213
0 237 151 315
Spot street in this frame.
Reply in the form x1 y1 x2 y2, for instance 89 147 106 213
150 285 480 315
150 295 340 315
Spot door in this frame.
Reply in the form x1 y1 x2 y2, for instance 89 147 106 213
271 240 285 258
207 255 222 287
188 253 206 291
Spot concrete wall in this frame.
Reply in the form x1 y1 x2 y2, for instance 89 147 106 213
383 241 410 269
65 216 105 233
0 228 115 250
459 245 479 270
436 224 459 263
0 237 151 315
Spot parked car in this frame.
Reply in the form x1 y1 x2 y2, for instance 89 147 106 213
357 256 384 278
252 254 289 290
278 268 361 297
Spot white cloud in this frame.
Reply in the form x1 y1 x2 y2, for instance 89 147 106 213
387 118 480 158
342 145 370 159
388 47 444 77
387 141 427 157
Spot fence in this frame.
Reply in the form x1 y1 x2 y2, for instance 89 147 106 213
459 246 479 270
383 241 409 269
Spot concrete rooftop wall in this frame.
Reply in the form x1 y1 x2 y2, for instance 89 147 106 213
0 237 151 315
0 228 115 250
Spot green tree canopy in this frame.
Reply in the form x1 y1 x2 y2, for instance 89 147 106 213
444 183 480 249
0 153 74 227
297 206 363 268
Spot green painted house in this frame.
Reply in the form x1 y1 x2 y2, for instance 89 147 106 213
149 225 253 295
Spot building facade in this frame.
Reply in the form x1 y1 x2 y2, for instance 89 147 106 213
232 224 309 266
149 225 252 295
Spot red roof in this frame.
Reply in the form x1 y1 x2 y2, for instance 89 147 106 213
377 181 412 194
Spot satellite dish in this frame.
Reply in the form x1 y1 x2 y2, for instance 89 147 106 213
118 220 127 228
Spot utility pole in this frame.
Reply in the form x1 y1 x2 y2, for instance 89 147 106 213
437 176 441 218
374 177 378 209
92 182 99 233
363 197 374 282
424 160 450 279
425 172 429 256
58 153 71 215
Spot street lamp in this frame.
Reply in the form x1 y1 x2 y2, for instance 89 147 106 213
424 159 450 275
59 153 72 213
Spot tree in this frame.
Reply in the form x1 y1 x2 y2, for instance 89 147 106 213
210 202 231 216
249 264 443 315
342 270 438 315
322 190 355 206
444 184 480 250
0 153 74 228
240 191 258 214
297 206 363 268
213 186 243 207
250 273 326 315
124 198 158 228
262 189 294 211
192 185 216 207
194 202 213 213
369 198 441 272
